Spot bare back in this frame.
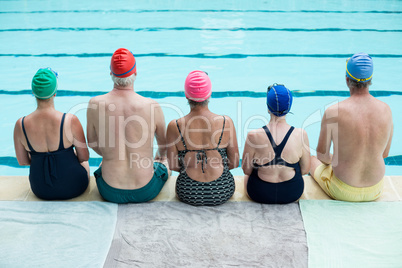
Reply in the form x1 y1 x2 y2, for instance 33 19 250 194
167 109 239 183
245 123 309 183
87 89 166 189
14 104 89 166
176 113 230 182
20 111 72 152
326 94 393 186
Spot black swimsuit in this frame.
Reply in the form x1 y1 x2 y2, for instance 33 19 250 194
22 113 88 200
175 116 235 206
246 125 304 204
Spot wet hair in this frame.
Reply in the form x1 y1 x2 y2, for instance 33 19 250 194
188 98 209 109
111 73 136 87
347 76 372 89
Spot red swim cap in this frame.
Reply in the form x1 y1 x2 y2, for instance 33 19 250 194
110 48 137 78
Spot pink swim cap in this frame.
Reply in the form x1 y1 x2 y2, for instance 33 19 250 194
110 48 137 78
184 70 212 102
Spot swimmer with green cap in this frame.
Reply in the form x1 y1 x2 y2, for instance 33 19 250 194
13 67 90 200
32 68 58 99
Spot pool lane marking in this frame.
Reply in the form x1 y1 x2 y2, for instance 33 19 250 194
1 10 401 14
1 89 402 98
1 53 402 59
1 27 401 33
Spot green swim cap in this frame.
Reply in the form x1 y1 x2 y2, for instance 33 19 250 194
31 68 58 99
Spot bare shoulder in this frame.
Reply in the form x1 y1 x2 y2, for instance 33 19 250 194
319 102 343 126
15 117 23 127
375 98 392 115
167 119 178 131
65 113 82 126
88 94 105 105
14 117 23 133
323 103 340 121
292 127 306 136
150 98 162 109
222 115 234 127
167 119 181 141
246 128 265 143
293 127 309 143
139 95 159 105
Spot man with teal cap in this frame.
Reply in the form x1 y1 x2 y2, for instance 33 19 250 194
309 53 393 202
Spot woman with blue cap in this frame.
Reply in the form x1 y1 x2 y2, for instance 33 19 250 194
242 84 310 204
13 68 90 200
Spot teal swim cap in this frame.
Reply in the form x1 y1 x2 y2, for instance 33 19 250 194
32 68 58 99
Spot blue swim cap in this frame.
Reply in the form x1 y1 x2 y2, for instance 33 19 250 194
346 53 373 82
267 84 293 117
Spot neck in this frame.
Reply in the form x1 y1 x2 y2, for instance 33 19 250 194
113 84 134 91
349 86 370 97
190 105 210 114
36 98 55 110
269 114 287 124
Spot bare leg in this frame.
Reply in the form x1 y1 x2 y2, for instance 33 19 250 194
309 155 323 179
243 174 251 199
80 161 90 180
309 155 334 199
74 148 91 180
154 158 172 177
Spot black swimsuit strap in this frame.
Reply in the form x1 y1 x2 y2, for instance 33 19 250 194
262 125 295 156
58 113 66 150
262 125 276 149
176 120 187 149
216 116 226 148
177 116 227 173
21 117 35 153
253 126 296 168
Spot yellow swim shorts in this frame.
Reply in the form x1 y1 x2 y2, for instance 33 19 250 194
313 164 384 202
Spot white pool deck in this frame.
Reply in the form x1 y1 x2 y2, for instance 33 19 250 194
0 175 401 202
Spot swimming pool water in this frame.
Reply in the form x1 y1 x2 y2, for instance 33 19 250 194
0 0 401 176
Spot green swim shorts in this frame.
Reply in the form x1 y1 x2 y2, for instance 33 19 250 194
94 162 169 204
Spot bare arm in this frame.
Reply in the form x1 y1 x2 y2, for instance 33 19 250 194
153 102 167 160
224 116 239 170
70 114 89 163
13 118 31 166
241 132 255 176
166 120 180 172
316 110 333 165
299 129 311 175
383 121 393 159
86 98 102 156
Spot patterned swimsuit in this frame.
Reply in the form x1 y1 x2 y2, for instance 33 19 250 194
175 117 235 206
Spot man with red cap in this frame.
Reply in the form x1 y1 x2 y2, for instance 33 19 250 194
87 48 170 203
310 53 393 202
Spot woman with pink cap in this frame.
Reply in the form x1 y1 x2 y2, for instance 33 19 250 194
167 71 239 206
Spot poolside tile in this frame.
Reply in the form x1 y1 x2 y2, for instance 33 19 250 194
0 175 401 202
